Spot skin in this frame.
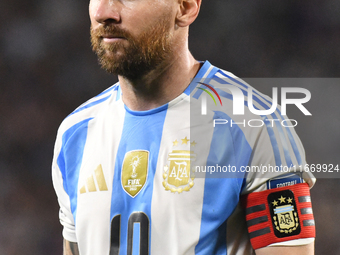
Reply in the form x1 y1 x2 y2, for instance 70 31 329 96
256 243 314 255
89 0 202 111
63 0 315 254
63 239 79 255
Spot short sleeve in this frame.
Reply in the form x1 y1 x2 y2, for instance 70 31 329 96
240 116 316 194
238 111 316 249
51 131 77 243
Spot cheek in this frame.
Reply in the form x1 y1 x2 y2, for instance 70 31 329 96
89 0 100 8
123 7 172 35
89 0 100 19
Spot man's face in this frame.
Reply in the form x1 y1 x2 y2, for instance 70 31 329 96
89 0 176 79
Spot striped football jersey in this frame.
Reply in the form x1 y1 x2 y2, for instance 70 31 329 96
52 61 315 255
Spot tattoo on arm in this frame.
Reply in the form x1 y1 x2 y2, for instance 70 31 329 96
63 239 80 255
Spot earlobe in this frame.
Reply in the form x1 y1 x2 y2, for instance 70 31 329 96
176 0 201 27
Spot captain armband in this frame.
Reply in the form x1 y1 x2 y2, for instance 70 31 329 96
241 183 315 250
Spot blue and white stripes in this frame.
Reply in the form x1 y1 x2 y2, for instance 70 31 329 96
190 61 305 169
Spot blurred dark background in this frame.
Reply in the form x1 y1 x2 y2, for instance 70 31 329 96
0 0 339 254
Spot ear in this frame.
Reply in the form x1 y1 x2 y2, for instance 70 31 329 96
175 0 202 27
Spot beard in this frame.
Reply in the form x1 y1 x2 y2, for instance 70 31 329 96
91 17 174 80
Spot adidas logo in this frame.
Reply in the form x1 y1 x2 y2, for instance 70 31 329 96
79 164 108 194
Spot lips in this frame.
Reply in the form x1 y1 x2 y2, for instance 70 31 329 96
101 34 126 43
101 34 124 38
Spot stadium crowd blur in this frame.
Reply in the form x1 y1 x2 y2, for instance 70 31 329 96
1 0 339 254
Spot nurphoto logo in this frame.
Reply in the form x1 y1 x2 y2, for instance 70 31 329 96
198 83 312 128
198 82 223 115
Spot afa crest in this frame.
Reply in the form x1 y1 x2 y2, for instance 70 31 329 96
268 189 301 238
121 150 149 197
163 137 197 193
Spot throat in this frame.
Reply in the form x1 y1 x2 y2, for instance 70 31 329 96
119 57 201 111
120 78 174 111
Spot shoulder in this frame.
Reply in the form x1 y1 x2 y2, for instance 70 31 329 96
192 62 276 120
210 66 275 116
55 83 120 154
57 83 119 135
193 63 312 182
52 83 121 175
192 64 280 148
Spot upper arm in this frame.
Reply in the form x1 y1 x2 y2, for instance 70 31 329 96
242 183 315 252
255 242 314 255
63 239 80 255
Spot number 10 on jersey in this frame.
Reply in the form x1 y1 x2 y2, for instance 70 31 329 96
110 212 150 255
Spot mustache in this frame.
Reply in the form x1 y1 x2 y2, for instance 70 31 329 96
91 25 132 40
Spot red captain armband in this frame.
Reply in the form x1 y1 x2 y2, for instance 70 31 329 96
241 183 315 250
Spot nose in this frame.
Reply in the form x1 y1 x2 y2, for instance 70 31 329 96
90 0 121 25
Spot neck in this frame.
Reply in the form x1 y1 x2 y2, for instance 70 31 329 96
118 46 201 111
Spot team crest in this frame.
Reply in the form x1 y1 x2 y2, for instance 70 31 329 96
268 189 301 238
163 137 197 193
121 150 149 197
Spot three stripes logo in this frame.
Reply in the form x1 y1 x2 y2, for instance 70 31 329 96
198 82 222 115
79 164 108 194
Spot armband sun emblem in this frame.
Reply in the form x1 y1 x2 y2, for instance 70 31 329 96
162 137 196 194
268 189 301 238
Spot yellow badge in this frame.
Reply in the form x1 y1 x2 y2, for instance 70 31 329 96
163 137 197 193
121 150 149 197
268 190 301 237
